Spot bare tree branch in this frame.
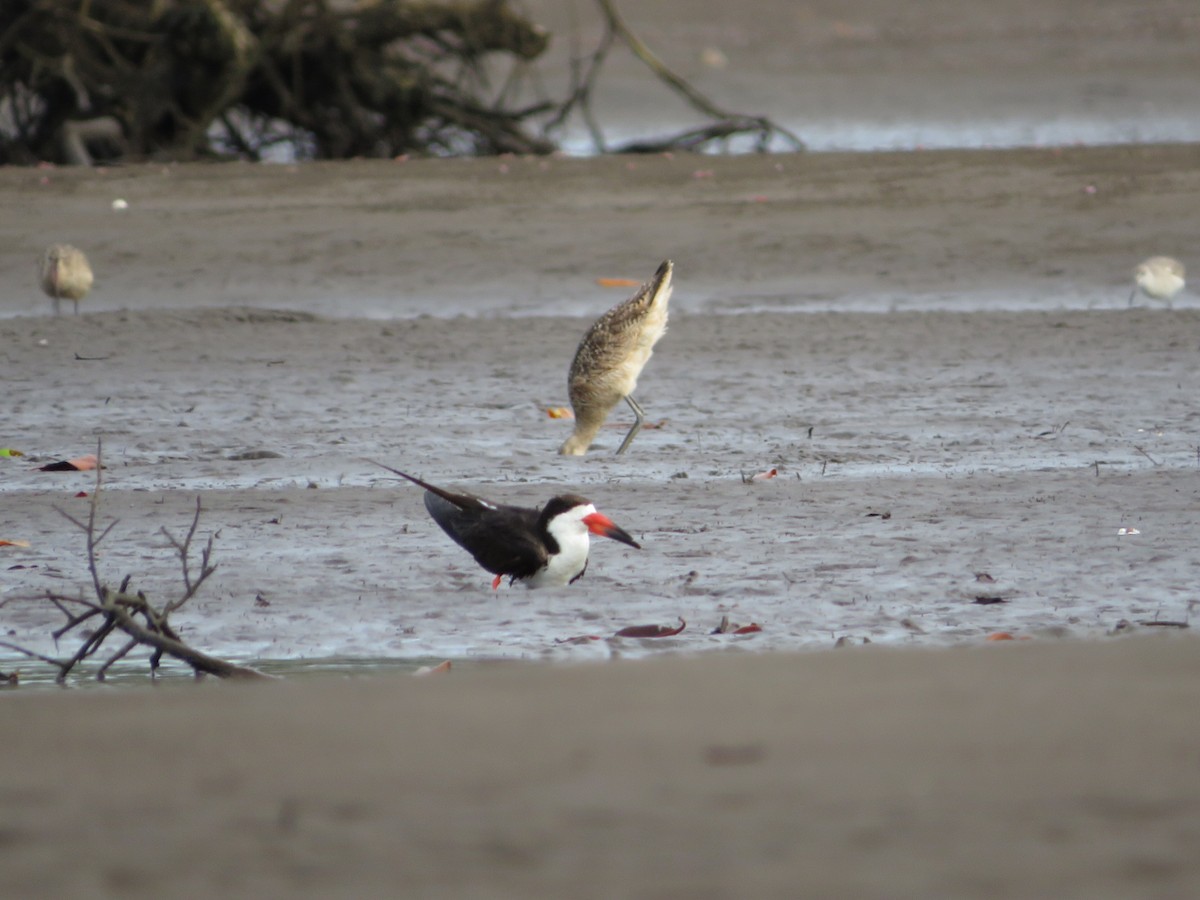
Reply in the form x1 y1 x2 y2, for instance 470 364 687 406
8 438 272 683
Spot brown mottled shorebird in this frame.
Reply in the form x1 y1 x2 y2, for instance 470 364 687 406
39 244 93 315
1129 256 1185 308
559 260 673 456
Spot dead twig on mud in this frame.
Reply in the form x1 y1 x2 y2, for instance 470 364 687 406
1133 445 1163 466
1 440 270 683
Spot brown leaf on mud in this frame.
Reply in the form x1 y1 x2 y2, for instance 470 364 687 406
546 406 574 419
615 617 686 638
0 540 31 548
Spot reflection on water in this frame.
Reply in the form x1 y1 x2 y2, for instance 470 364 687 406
558 113 1200 156
0 654 457 692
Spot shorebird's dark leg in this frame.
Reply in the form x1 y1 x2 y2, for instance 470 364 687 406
615 394 646 455
1128 289 1137 307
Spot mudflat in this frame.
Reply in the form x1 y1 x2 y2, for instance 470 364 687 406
3 1 1200 896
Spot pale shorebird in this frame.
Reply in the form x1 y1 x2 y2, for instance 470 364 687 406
39 244 93 315
559 260 673 456
370 463 640 588
1129 256 1185 308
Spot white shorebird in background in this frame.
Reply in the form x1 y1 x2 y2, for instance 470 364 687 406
559 260 673 456
1129 256 1185 308
370 463 641 589
40 244 93 315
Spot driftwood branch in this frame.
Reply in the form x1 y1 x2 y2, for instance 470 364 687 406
2 0 804 163
9 439 272 683
547 0 805 155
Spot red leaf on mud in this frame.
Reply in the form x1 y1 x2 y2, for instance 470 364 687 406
732 623 762 635
413 660 452 677
0 540 31 548
986 632 1016 641
615 617 686 638
74 492 88 498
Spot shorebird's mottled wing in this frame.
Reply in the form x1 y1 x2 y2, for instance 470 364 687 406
568 259 673 387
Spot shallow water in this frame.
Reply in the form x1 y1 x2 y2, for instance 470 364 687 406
558 114 1200 156
0 653 457 690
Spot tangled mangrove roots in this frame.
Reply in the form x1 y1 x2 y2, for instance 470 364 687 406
0 0 553 164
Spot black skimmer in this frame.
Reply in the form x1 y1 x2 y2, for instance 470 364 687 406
370 463 641 588
1130 256 1185 308
40 244 93 316
559 259 673 456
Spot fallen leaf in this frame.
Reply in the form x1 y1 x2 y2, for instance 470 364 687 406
0 448 24 457
986 632 1016 641
595 277 641 288
546 406 574 419
974 572 996 583
733 623 763 635
973 595 1008 605
615 617 686 638
413 660 452 677
0 540 31 548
